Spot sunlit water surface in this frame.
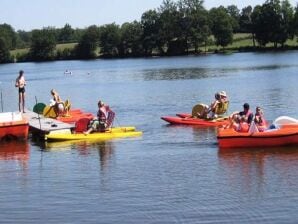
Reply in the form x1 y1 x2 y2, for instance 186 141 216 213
0 52 298 223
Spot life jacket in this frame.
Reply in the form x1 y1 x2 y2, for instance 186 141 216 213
254 114 267 131
240 110 253 124
237 110 253 132
214 101 229 115
97 106 115 128
97 106 108 122
238 122 250 132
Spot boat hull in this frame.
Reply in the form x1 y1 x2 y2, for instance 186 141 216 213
217 127 298 148
45 126 142 141
161 115 229 127
0 112 29 140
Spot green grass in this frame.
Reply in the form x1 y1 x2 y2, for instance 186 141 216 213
10 42 78 58
10 34 298 59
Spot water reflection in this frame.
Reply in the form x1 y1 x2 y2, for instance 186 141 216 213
44 140 114 170
0 140 30 171
218 146 298 194
141 64 297 81
143 68 210 80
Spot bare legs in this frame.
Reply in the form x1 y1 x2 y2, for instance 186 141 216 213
19 92 25 113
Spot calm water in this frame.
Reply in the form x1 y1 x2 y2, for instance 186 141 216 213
1 52 298 223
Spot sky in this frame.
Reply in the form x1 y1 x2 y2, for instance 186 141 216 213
0 0 297 31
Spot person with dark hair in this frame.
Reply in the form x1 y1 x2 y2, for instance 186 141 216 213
15 70 26 113
254 106 267 132
229 103 254 132
84 100 115 135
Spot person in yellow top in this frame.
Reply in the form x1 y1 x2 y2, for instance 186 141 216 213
196 91 229 119
15 70 26 113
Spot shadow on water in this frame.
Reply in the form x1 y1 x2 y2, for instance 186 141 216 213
33 137 115 171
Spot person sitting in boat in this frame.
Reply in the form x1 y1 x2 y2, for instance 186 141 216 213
208 91 229 119
195 91 229 119
229 103 254 132
254 106 267 132
84 100 115 135
50 89 64 117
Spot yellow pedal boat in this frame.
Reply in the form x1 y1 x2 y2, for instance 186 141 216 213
45 126 142 141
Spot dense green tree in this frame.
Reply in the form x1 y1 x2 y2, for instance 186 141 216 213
99 23 121 57
75 25 100 59
158 0 181 54
58 23 75 43
252 0 293 47
239 6 253 33
0 23 17 49
251 5 268 46
226 5 240 32
16 30 31 48
209 7 233 48
29 28 57 61
0 37 10 63
141 9 160 55
178 0 210 53
120 21 143 56
293 5 298 38
279 0 294 45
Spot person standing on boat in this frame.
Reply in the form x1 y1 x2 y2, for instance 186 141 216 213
84 100 115 135
15 70 26 113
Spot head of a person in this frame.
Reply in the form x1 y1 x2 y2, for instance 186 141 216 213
98 100 104 107
219 91 227 99
243 103 250 111
51 89 56 96
19 70 24 76
256 106 263 115
215 92 220 100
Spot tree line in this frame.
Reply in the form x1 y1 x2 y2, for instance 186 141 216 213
1 0 298 63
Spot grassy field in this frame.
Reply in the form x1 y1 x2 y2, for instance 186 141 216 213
204 33 298 52
10 34 298 58
10 42 77 58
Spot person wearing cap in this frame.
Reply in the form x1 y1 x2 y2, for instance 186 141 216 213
229 103 254 132
84 100 114 134
206 90 229 119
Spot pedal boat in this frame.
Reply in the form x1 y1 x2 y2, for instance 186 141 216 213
217 116 298 148
0 112 29 140
45 126 142 141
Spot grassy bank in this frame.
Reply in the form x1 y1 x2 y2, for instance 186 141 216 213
10 34 298 60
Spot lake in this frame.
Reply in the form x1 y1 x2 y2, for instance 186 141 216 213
0 52 298 223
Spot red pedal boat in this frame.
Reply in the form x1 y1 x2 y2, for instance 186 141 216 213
217 116 298 148
161 113 229 127
0 112 29 140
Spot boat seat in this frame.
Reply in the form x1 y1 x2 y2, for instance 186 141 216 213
75 118 91 133
191 104 208 118
63 99 71 116
106 110 115 128
33 102 46 114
